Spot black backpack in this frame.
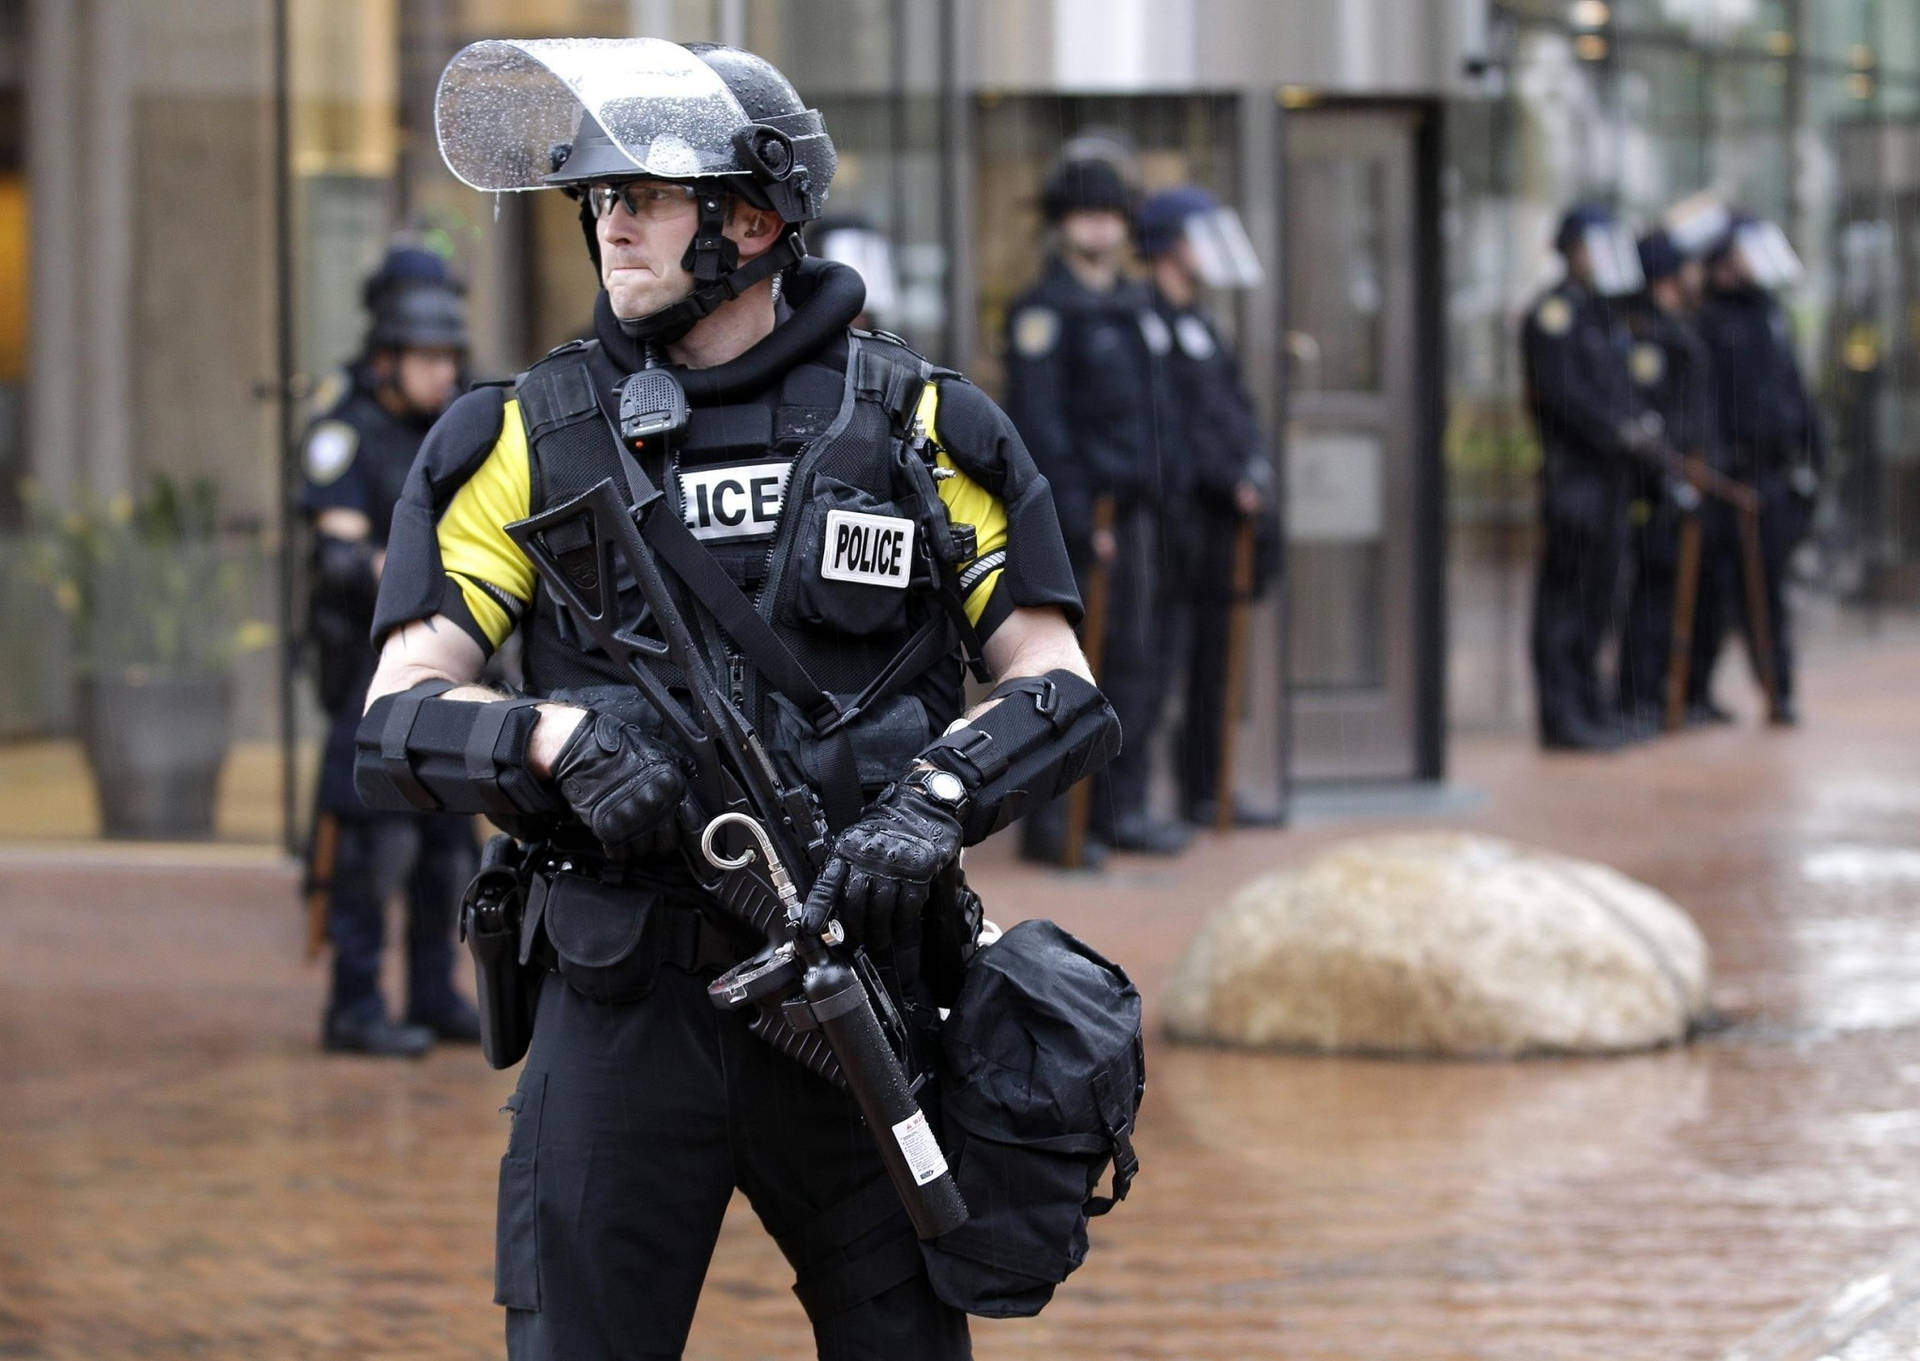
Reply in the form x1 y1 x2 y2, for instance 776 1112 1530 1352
921 919 1145 1317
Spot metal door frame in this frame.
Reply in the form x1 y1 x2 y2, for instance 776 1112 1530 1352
1278 100 1445 783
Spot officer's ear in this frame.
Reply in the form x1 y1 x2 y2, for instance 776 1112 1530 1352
727 202 785 261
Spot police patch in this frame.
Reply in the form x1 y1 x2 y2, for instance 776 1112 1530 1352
1012 307 1059 358
1536 296 1573 336
1175 313 1216 359
302 420 358 486
679 460 791 542
1630 342 1665 386
821 509 915 588
1138 310 1173 355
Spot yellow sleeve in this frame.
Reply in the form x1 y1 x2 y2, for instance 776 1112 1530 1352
438 398 536 650
920 382 1009 628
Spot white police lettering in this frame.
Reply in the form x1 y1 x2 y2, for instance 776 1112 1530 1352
678 461 791 542
821 509 915 588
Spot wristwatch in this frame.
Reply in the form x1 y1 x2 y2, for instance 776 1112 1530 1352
902 765 970 819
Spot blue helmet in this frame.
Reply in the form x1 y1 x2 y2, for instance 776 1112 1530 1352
1134 186 1218 259
1637 229 1683 284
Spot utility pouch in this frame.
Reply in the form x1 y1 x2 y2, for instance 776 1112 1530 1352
785 474 921 636
922 920 1144 1317
460 834 540 1070
542 872 660 1005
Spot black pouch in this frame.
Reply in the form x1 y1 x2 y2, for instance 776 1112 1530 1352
766 690 934 796
542 873 659 1005
461 834 539 1070
921 919 1145 1318
785 474 920 636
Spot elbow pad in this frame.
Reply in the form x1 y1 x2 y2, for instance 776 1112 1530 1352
354 682 561 835
914 668 1120 845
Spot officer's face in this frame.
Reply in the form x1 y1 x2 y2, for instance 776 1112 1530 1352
595 179 704 319
1677 258 1705 307
1058 209 1130 263
396 347 460 415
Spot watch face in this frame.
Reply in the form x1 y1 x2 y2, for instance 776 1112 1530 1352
924 771 966 806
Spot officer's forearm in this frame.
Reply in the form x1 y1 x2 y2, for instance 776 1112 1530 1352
366 616 587 779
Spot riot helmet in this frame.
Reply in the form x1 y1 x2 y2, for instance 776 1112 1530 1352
1555 203 1643 297
435 37 837 344
1040 157 1135 224
1707 212 1804 292
1134 186 1264 288
367 278 469 353
1636 229 1683 285
362 245 455 313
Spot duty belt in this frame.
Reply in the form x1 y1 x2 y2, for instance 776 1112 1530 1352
530 854 742 976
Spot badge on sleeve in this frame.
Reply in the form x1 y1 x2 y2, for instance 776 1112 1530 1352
302 420 359 486
1535 296 1573 336
1629 342 1665 386
1175 313 1216 359
1012 306 1059 358
822 510 915 588
1138 310 1173 355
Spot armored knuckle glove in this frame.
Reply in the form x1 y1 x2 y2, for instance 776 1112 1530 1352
815 783 964 954
550 710 686 860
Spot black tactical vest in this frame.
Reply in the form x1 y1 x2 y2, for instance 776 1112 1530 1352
512 332 980 812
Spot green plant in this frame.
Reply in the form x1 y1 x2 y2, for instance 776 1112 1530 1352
25 474 272 679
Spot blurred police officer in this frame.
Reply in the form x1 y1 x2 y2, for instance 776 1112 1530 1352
1697 215 1823 724
303 245 480 1057
354 38 1109 1358
1615 229 1729 725
1522 204 1653 750
1133 186 1283 825
1004 155 1190 859
809 216 901 333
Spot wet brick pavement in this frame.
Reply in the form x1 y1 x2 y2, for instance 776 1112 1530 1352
6 634 1920 1358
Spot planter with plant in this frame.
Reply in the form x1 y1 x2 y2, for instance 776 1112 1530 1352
27 475 271 838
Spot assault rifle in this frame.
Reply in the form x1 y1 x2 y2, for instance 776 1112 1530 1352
504 370 968 1241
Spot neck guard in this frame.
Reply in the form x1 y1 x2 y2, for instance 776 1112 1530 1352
594 256 867 403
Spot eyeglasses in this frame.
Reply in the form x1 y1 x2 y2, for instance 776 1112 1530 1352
586 180 701 222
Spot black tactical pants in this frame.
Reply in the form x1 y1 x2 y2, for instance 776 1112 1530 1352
498 949 971 1361
1530 503 1627 739
326 809 475 1024
1019 502 1181 854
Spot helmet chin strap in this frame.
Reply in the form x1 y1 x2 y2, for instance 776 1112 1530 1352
618 233 803 346
617 188 807 347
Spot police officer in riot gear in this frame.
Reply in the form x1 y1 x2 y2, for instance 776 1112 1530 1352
303 245 481 1057
354 39 1112 1358
1522 204 1653 751
1696 214 1823 725
1003 155 1190 860
1615 229 1731 725
1133 186 1283 825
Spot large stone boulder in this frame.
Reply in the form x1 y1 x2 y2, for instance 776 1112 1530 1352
1163 833 1710 1057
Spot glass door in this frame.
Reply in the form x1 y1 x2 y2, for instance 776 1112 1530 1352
1283 108 1424 780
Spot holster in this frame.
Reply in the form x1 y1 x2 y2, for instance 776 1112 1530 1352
459 834 542 1070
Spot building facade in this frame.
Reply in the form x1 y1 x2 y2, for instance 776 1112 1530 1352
3 0 1916 842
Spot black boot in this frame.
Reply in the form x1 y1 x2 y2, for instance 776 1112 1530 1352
323 1008 435 1058
408 997 483 1044
1108 811 1193 856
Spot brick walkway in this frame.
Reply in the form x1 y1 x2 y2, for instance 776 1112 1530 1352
6 631 1920 1358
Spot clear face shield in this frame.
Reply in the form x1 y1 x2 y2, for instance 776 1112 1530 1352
434 37 754 192
1731 220 1804 291
812 227 900 323
1581 222 1645 297
1182 207 1265 289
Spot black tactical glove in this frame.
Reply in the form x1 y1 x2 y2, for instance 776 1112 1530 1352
550 710 686 860
801 779 964 954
